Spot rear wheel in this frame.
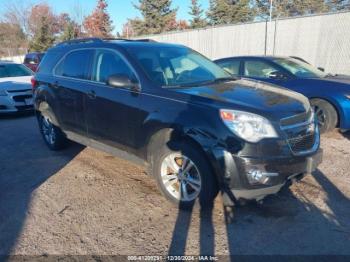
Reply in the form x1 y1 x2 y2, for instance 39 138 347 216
38 114 67 150
152 141 219 210
311 99 338 133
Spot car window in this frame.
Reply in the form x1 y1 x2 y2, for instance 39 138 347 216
273 58 326 78
217 60 240 76
126 45 230 87
0 64 33 78
55 50 94 80
244 60 280 78
92 50 136 83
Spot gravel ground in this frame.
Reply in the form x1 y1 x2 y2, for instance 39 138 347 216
0 114 349 257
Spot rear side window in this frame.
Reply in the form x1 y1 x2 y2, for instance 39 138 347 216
217 60 240 76
55 49 94 80
92 50 135 83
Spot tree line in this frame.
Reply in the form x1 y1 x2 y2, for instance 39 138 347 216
0 0 349 55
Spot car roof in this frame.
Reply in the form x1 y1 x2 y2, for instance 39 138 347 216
49 38 186 52
214 55 290 62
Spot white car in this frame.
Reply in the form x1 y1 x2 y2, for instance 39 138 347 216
0 62 34 113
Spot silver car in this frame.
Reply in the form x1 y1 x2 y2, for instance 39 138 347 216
0 61 34 113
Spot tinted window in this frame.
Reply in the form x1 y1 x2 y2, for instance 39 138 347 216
55 50 93 79
244 60 280 78
92 50 135 83
217 60 240 76
0 64 33 78
125 45 230 87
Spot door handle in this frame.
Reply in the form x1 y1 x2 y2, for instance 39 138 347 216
87 90 96 99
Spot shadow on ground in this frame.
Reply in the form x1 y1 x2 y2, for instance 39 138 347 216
0 115 83 255
168 169 350 256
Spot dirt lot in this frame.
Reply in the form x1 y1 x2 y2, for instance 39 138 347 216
0 114 350 257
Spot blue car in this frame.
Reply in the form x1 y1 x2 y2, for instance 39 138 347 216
215 56 350 133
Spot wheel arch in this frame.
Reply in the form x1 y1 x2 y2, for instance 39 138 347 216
309 96 341 127
146 127 217 178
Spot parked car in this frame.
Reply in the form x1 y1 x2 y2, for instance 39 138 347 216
33 38 322 209
0 61 34 113
23 52 45 72
215 56 350 133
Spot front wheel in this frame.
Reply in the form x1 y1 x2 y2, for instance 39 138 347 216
38 114 68 150
152 141 219 210
311 99 338 134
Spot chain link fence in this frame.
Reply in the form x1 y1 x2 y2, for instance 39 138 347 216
136 11 350 75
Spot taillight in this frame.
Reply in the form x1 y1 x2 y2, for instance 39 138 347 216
31 77 38 92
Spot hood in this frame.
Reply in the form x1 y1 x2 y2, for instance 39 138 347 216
303 75 350 93
0 76 32 91
174 79 310 121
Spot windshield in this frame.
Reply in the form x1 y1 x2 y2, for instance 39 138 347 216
0 64 33 78
126 45 231 87
273 58 327 78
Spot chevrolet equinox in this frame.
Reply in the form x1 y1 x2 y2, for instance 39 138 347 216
33 38 323 209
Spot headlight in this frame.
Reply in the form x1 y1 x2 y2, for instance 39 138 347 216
345 94 350 100
220 109 278 143
0 89 7 96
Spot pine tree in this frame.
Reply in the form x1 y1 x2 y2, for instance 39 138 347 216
189 0 207 28
133 0 178 35
327 0 350 11
83 0 114 37
60 21 78 41
207 0 254 25
29 16 55 52
255 0 330 19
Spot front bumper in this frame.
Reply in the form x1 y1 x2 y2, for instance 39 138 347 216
0 91 33 113
231 149 323 201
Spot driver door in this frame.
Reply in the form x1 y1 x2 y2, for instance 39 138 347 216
85 49 141 150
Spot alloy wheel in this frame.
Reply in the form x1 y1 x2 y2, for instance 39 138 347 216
160 153 202 202
41 116 56 145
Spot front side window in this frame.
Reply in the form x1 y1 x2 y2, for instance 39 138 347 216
0 64 33 78
55 49 94 80
217 60 241 76
273 58 326 78
244 60 280 78
92 50 135 83
125 45 230 87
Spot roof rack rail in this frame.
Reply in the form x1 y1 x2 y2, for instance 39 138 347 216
55 37 156 47
56 38 103 46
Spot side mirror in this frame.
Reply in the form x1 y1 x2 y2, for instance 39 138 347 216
107 74 140 91
318 67 325 72
268 71 289 80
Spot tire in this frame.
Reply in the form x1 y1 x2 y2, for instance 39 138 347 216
38 113 68 150
310 99 338 134
152 140 219 210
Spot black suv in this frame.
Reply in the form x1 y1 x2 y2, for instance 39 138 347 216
33 38 322 208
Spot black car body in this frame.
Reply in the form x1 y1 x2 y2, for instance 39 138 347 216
33 38 322 208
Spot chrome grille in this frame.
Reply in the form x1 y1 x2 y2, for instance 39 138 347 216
287 132 316 154
281 110 319 155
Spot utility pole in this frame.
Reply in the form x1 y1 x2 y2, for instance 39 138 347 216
269 0 273 21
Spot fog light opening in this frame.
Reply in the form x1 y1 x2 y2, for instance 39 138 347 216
247 170 279 185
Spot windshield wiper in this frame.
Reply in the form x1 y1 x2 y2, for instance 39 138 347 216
163 76 237 88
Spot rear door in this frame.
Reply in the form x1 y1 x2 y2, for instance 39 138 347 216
53 49 94 136
85 48 141 150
